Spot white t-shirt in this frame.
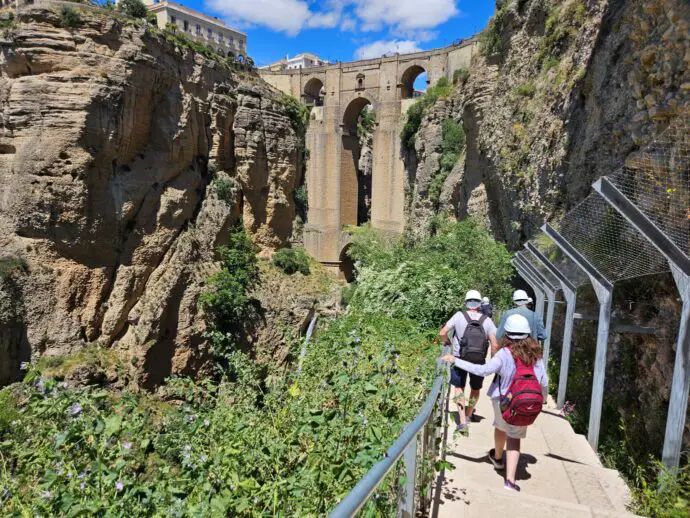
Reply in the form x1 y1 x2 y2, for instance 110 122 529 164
445 310 497 357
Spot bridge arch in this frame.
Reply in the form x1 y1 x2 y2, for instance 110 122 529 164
400 64 428 99
303 77 324 107
341 96 374 227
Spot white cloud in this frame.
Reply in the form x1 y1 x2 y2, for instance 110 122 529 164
205 0 459 37
355 40 422 60
206 0 339 35
353 0 458 32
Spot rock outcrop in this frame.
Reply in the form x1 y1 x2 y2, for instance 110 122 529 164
0 7 306 386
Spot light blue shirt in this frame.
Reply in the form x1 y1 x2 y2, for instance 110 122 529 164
496 306 547 341
453 348 548 400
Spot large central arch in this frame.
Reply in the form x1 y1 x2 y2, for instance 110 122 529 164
340 96 373 227
400 65 428 99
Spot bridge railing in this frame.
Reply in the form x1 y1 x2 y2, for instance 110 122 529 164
329 347 449 518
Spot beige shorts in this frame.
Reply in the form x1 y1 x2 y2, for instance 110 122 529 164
492 399 527 439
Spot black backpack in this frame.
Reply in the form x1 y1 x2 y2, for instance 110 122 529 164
457 311 489 364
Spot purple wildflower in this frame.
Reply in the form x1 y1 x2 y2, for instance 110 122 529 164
123 442 132 450
115 481 123 492
68 403 82 417
203 419 210 427
80 482 86 491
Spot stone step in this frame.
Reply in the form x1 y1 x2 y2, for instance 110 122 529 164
443 442 631 512
434 478 640 518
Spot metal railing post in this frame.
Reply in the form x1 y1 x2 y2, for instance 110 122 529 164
400 437 417 518
543 224 614 450
558 284 577 408
588 281 613 450
662 265 690 470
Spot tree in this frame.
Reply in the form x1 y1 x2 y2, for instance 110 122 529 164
118 0 147 19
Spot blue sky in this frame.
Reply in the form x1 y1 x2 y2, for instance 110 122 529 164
180 0 495 67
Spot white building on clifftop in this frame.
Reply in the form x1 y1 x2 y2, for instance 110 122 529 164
260 53 328 72
145 0 246 57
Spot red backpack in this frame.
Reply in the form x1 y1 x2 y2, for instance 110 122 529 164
499 348 544 426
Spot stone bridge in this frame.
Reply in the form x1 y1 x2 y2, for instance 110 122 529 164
260 38 478 278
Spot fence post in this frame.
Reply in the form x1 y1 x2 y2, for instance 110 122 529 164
557 284 577 408
400 436 417 518
588 281 613 450
543 290 556 367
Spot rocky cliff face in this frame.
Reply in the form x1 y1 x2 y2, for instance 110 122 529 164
406 0 688 247
0 7 307 386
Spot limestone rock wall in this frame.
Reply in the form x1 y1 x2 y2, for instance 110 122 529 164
406 0 688 246
0 8 304 386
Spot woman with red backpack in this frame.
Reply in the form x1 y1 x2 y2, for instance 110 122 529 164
442 314 548 492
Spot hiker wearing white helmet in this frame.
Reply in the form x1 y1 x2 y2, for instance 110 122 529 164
480 296 493 319
496 289 547 342
439 290 499 437
443 314 549 493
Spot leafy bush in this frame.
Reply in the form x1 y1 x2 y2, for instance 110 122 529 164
479 2 507 56
357 107 376 139
515 81 536 97
118 0 148 19
0 255 27 280
340 283 357 307
272 247 311 276
428 119 465 206
199 223 259 355
212 178 235 202
347 218 513 329
452 67 470 85
400 78 455 151
0 389 19 436
278 94 309 134
293 184 308 213
60 6 81 28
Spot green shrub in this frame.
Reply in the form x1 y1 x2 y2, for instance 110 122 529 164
199 223 259 355
272 247 310 276
0 389 18 436
293 184 308 213
400 78 455 151
146 11 158 25
118 0 148 19
340 283 357 307
60 6 81 28
452 67 470 85
515 81 536 97
0 255 27 280
428 119 465 206
479 3 507 56
212 178 235 201
278 94 309 134
348 218 513 329
357 107 376 139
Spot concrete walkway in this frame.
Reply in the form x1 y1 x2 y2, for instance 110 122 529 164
429 393 641 517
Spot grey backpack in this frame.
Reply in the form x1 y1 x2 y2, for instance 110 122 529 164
457 311 488 364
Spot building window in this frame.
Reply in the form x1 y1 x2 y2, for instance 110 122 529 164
196 24 201 35
183 20 189 31
171 15 176 24
207 28 213 38
219 34 224 43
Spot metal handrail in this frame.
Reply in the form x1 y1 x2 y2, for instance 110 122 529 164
329 350 449 518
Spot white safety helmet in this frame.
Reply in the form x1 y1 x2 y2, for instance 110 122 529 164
465 290 482 302
513 289 529 304
504 314 531 340
482 297 490 303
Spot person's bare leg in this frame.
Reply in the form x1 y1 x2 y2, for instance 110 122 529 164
454 387 467 426
505 437 521 484
494 428 506 461
466 388 480 418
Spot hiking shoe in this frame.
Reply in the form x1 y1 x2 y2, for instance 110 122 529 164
469 414 481 423
488 448 505 470
504 480 521 492
453 424 469 437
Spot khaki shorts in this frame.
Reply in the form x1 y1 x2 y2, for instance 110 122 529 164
492 399 527 439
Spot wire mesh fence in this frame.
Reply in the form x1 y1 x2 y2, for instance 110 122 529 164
554 191 669 283
529 231 591 288
516 250 560 289
607 116 689 257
